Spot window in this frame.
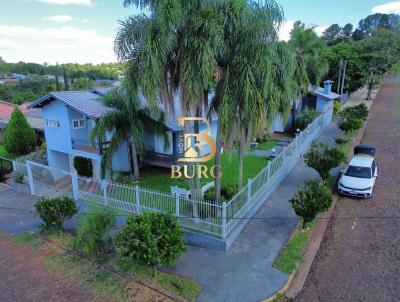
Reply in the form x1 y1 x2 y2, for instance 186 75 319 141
72 119 86 129
45 118 60 128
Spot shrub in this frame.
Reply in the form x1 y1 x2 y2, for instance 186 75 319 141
351 103 368 121
338 118 363 133
295 109 319 130
334 137 350 145
115 212 186 276
40 142 47 151
73 156 93 178
204 185 237 202
304 142 346 180
72 209 115 256
333 100 341 119
13 171 25 184
3 108 36 155
34 196 78 230
290 180 332 228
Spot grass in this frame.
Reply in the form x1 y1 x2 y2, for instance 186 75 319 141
14 232 201 302
133 152 268 193
0 143 17 159
274 220 315 274
256 140 277 151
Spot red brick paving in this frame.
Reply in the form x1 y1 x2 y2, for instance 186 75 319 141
293 77 400 302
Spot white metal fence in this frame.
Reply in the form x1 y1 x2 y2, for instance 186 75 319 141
11 115 323 239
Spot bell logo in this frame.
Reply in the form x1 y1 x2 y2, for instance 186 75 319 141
176 117 216 163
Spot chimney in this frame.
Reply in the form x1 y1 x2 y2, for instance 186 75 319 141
323 80 333 94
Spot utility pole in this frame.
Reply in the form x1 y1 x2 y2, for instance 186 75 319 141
340 60 347 103
337 59 342 94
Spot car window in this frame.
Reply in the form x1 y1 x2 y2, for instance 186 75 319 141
372 161 376 174
345 165 372 178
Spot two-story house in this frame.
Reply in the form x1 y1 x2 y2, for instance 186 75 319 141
28 87 218 179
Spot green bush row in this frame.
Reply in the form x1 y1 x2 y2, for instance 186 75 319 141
34 196 186 276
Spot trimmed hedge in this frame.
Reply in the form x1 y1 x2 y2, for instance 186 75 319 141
35 196 78 230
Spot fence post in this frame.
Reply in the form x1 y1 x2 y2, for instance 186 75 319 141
222 202 227 238
102 180 108 206
247 178 252 201
71 173 79 201
11 160 16 172
26 161 35 196
135 185 141 214
175 195 180 217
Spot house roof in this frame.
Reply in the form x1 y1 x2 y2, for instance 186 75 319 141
29 90 114 120
309 86 341 100
0 101 43 130
0 100 17 120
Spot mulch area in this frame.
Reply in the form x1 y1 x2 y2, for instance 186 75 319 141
292 77 400 302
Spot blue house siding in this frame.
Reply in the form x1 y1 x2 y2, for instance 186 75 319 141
42 100 72 154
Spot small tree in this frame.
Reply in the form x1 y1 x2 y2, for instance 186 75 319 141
296 109 320 131
290 179 332 227
35 196 78 230
73 156 93 177
3 108 36 155
115 212 186 276
304 141 346 180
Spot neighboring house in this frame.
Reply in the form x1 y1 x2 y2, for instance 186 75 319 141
0 101 44 143
29 87 218 179
43 74 56 81
94 79 122 87
271 80 341 132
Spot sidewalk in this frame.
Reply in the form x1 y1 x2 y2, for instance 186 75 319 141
164 121 342 302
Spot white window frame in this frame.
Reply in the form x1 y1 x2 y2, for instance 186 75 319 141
45 118 60 128
72 119 86 129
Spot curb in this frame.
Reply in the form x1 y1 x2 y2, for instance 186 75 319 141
283 90 377 300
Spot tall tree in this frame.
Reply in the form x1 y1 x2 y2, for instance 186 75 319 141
90 86 168 179
322 24 342 45
62 65 69 91
290 22 329 87
73 77 93 90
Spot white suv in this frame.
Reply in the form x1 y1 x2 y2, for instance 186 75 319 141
338 155 378 198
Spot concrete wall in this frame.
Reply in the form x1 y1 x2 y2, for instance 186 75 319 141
316 96 334 128
47 149 70 172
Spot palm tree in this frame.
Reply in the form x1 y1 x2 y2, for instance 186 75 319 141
115 0 223 200
289 22 329 131
90 86 168 179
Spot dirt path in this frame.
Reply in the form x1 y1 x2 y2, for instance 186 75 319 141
0 233 110 302
293 77 400 302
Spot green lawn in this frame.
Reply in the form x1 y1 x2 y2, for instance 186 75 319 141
256 140 277 151
274 220 314 274
134 152 268 193
0 144 17 159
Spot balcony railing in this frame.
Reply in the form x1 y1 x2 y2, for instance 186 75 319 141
71 138 100 155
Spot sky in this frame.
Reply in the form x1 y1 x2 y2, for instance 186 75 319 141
0 0 399 65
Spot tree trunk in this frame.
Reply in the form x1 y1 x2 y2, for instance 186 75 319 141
130 138 140 179
214 128 222 202
291 100 296 132
238 129 245 189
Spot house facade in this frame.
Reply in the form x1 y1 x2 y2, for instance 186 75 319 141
29 87 218 178
270 80 341 132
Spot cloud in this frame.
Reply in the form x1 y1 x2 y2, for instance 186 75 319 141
0 25 115 64
43 15 73 23
278 21 327 41
372 1 400 14
0 38 24 49
36 0 91 6
278 20 295 41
